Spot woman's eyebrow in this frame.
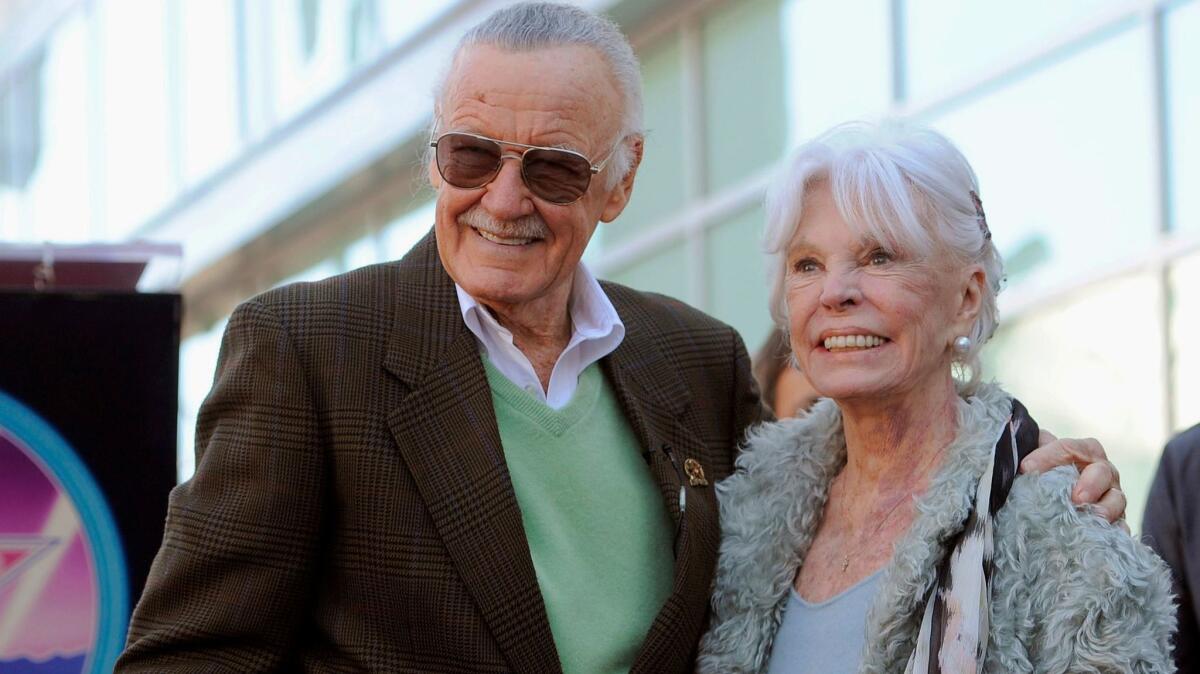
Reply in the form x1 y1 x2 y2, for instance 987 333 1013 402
787 235 817 254
856 234 895 252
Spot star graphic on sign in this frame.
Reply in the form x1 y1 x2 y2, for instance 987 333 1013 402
0 535 59 590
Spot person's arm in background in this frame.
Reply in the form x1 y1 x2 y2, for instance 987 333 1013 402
1143 430 1200 672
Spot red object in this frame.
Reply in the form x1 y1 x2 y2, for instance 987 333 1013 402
0 259 147 290
0 243 180 291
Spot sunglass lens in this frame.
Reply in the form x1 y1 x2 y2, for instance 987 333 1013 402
437 134 502 188
523 148 592 204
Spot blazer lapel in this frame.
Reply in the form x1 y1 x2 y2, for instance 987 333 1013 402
601 287 724 674
383 232 561 674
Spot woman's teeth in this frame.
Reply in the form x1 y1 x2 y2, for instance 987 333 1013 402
824 335 886 351
477 228 533 246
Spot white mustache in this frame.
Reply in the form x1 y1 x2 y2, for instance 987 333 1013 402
458 206 550 240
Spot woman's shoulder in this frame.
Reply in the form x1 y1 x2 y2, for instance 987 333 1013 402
988 467 1175 672
701 401 847 673
721 399 844 501
998 467 1171 585
740 398 843 461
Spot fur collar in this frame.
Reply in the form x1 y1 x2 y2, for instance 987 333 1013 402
699 383 1012 673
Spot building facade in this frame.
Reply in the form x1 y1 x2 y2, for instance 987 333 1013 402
1 0 1197 527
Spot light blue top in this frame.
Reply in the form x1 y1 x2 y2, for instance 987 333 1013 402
765 569 884 674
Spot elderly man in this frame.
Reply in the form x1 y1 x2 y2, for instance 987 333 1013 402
118 3 1125 673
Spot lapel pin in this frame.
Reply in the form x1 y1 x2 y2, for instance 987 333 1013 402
683 458 709 487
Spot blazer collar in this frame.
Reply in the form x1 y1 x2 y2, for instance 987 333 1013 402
383 231 562 673
382 230 469 388
601 283 719 673
379 233 695 418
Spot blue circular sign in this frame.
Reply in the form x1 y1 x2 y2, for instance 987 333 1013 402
0 389 128 673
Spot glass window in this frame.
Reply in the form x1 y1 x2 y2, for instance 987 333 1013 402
982 272 1167 532
381 200 434 260
1167 0 1200 233
178 0 241 186
275 258 341 287
98 0 174 238
178 318 227 482
1170 250 1200 434
608 244 694 307
931 26 1158 296
344 230 383 270
782 0 892 144
706 206 773 352
604 33 687 247
905 0 1129 99
380 0 446 48
346 0 385 65
0 193 18 241
702 0 787 193
269 0 352 121
0 12 92 243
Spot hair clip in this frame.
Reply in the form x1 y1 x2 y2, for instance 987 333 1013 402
969 190 991 240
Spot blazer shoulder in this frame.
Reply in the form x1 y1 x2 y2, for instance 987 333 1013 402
248 261 399 309
229 262 406 336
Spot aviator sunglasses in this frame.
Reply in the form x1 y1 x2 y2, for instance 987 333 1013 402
430 131 619 205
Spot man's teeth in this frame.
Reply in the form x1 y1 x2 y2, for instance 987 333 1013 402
824 335 886 351
477 228 533 246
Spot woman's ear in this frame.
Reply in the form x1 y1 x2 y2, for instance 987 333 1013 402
952 265 986 335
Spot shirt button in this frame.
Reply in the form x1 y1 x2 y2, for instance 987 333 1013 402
525 385 537 393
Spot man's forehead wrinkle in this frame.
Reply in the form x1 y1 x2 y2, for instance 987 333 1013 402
446 92 609 154
443 44 623 153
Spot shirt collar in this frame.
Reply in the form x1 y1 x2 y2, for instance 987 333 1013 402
454 262 625 406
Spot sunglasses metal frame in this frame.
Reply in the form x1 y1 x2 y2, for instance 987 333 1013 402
430 131 618 205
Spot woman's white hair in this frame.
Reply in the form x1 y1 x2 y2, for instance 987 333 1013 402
432 2 643 189
764 121 1004 392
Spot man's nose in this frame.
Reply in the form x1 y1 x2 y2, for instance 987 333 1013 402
480 154 534 219
819 268 863 309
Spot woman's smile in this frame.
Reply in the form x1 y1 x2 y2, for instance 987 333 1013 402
820 334 889 351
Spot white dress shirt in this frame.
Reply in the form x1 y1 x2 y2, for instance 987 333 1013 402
455 263 625 410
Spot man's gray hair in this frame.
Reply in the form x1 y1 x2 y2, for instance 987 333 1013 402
763 121 1005 393
434 2 644 189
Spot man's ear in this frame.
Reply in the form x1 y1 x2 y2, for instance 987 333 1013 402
427 157 443 190
599 135 644 223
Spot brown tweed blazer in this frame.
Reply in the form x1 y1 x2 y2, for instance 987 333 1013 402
117 232 766 673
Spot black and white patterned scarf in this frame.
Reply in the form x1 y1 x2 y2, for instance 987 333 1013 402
905 400 1039 673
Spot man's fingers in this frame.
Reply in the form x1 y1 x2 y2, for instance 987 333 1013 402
1018 431 1127 528
1020 436 1106 474
1020 434 1067 474
1087 485 1128 525
1073 461 1123 511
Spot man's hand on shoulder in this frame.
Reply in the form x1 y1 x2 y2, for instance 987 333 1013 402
1019 429 1129 533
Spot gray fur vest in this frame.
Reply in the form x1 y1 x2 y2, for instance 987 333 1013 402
697 383 1175 673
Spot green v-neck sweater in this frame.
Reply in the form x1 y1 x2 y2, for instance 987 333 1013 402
484 359 675 674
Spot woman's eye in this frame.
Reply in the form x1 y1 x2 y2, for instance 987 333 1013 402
792 258 819 273
868 250 892 266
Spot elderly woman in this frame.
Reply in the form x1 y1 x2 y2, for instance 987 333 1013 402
697 123 1174 673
